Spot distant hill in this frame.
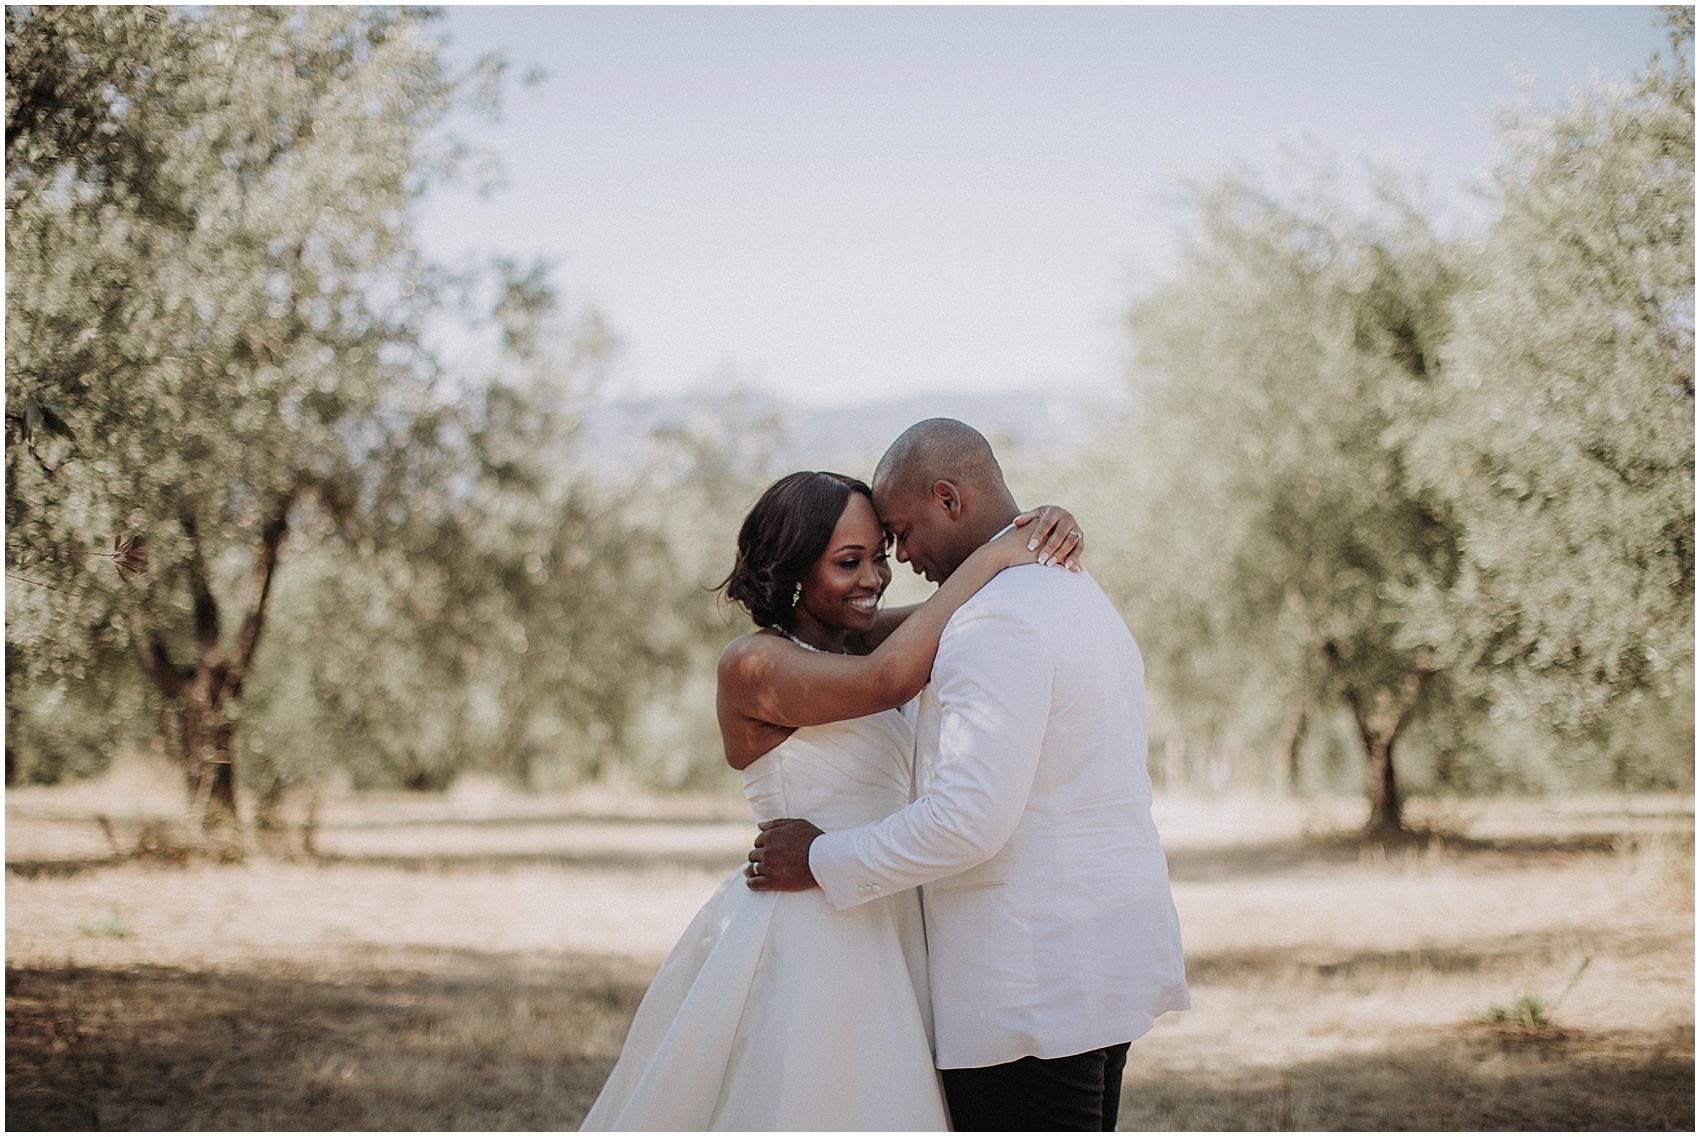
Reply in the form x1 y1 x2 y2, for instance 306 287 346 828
583 388 1101 475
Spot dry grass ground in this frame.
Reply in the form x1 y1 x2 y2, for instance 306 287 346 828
6 760 1693 1130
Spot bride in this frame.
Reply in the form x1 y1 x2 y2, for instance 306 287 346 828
579 470 1082 1131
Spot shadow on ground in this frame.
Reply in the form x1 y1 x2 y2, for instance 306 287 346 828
1184 924 1692 986
8 953 1692 1131
5 952 650 1131
1162 828 1686 884
1120 1024 1695 1130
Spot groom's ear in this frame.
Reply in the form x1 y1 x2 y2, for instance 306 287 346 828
929 479 965 520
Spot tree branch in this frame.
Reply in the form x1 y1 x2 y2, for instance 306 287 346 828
1339 683 1379 753
179 512 223 669
226 495 292 698
138 634 188 700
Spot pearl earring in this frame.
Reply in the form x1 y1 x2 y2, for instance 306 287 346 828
793 583 803 606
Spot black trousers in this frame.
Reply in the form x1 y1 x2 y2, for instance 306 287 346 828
941 1041 1131 1131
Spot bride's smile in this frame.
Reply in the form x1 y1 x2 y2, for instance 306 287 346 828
792 492 893 645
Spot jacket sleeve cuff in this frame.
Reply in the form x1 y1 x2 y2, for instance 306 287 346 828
809 827 883 910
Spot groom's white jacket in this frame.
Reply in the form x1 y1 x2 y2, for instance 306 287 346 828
810 563 1190 1070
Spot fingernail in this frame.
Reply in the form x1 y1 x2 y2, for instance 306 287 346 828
1028 539 1038 550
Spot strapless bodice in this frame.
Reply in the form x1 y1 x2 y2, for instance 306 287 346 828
740 704 916 830
586 696 945 1131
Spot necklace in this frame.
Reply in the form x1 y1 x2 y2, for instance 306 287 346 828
769 626 848 654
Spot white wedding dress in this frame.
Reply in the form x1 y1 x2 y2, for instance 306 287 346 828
579 704 951 1131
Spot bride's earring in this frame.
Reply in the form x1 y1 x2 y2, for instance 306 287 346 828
792 583 803 607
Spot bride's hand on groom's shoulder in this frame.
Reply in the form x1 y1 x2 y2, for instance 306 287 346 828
1009 505 1084 571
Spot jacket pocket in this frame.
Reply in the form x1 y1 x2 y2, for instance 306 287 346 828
932 879 1008 894
1065 797 1140 816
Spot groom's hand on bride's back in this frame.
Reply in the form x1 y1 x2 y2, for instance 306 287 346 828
747 818 824 891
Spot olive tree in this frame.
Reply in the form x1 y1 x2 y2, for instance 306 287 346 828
1102 170 1462 833
239 263 718 801
5 6 475 829
1403 17 1694 775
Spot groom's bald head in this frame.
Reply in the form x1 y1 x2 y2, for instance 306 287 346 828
873 418 1004 501
872 419 1018 582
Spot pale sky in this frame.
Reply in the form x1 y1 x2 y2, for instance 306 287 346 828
413 5 1673 408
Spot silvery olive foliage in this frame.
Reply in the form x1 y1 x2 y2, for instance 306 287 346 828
5 7 752 826
1103 168 1461 834
1098 12 1693 824
1402 15 1694 762
7 6 459 827
240 264 711 803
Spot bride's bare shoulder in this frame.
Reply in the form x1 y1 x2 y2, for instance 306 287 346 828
718 630 786 678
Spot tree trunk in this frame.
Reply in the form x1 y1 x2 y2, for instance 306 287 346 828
137 498 292 839
1341 682 1415 837
178 687 239 834
1277 702 1307 793
1364 731 1401 834
1321 636 1429 836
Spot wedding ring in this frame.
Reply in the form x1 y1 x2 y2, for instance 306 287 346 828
1069 529 1081 539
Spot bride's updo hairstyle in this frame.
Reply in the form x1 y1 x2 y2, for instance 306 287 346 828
721 471 876 630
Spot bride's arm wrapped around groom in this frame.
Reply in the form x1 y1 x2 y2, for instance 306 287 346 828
782 562 1189 1071
752 417 1189 1080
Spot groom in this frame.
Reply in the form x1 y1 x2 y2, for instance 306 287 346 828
749 418 1189 1131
